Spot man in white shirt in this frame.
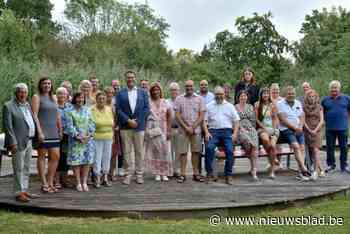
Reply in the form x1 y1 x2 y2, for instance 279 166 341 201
203 86 240 185
277 86 311 180
3 83 42 202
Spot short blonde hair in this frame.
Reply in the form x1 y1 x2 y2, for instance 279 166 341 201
270 83 280 90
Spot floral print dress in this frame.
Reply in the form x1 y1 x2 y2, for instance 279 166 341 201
65 106 96 166
236 104 259 149
145 99 173 176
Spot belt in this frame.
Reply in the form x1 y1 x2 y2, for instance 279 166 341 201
171 125 179 129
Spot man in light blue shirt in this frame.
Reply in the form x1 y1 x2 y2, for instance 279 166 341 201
204 86 240 185
199 80 215 105
277 86 311 181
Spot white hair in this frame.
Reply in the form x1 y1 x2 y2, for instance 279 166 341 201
214 86 224 94
56 87 68 94
329 80 341 90
169 82 180 90
15 83 28 92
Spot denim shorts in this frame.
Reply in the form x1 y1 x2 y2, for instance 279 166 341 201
279 129 305 145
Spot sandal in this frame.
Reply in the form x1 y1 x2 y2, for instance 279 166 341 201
177 175 186 183
47 186 58 194
41 185 49 193
54 183 62 189
192 175 205 182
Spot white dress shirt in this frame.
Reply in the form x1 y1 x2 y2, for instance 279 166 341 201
277 99 303 131
206 100 240 129
127 87 138 113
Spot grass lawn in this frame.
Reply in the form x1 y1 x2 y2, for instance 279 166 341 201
0 196 349 234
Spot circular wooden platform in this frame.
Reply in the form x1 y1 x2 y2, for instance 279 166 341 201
1 171 349 219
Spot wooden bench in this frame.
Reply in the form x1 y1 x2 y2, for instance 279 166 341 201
199 144 294 173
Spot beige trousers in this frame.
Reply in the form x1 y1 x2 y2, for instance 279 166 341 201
120 130 145 177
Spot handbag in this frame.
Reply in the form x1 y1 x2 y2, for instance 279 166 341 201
145 112 163 138
146 127 163 138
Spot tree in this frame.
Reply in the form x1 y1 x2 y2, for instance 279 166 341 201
0 9 37 61
235 12 289 67
64 0 169 39
6 0 55 29
198 12 290 85
63 0 171 72
293 7 350 66
286 7 350 96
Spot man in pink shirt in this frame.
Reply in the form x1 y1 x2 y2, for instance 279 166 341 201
175 80 206 183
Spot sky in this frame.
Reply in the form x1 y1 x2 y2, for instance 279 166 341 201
51 0 350 52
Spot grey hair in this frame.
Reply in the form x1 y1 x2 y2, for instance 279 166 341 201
329 80 341 90
60 80 72 88
169 82 180 90
15 83 28 93
79 79 92 91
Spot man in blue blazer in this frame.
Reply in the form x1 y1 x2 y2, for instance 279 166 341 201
115 71 150 185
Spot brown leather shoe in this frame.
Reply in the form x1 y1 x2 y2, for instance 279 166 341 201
16 192 30 203
225 176 234 185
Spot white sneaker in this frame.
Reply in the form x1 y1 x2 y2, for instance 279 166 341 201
155 175 161 181
118 168 125 177
296 173 310 182
311 171 318 181
319 171 326 177
162 176 169 181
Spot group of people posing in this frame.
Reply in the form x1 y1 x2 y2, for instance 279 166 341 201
3 68 350 203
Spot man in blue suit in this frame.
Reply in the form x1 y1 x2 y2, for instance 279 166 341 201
115 71 150 185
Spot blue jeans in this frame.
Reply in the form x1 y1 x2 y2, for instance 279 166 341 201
205 129 234 176
326 129 348 170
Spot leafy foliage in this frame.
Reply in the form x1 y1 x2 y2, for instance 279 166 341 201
195 12 291 87
288 7 350 96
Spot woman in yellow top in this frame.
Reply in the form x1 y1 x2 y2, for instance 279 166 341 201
91 92 115 187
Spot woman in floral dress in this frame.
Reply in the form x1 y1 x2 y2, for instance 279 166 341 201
235 90 259 180
65 92 96 192
145 83 173 182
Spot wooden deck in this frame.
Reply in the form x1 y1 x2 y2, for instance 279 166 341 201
0 170 349 219
1 134 350 219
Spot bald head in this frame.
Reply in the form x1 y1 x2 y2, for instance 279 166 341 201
200 79 209 94
185 80 194 86
185 80 194 96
